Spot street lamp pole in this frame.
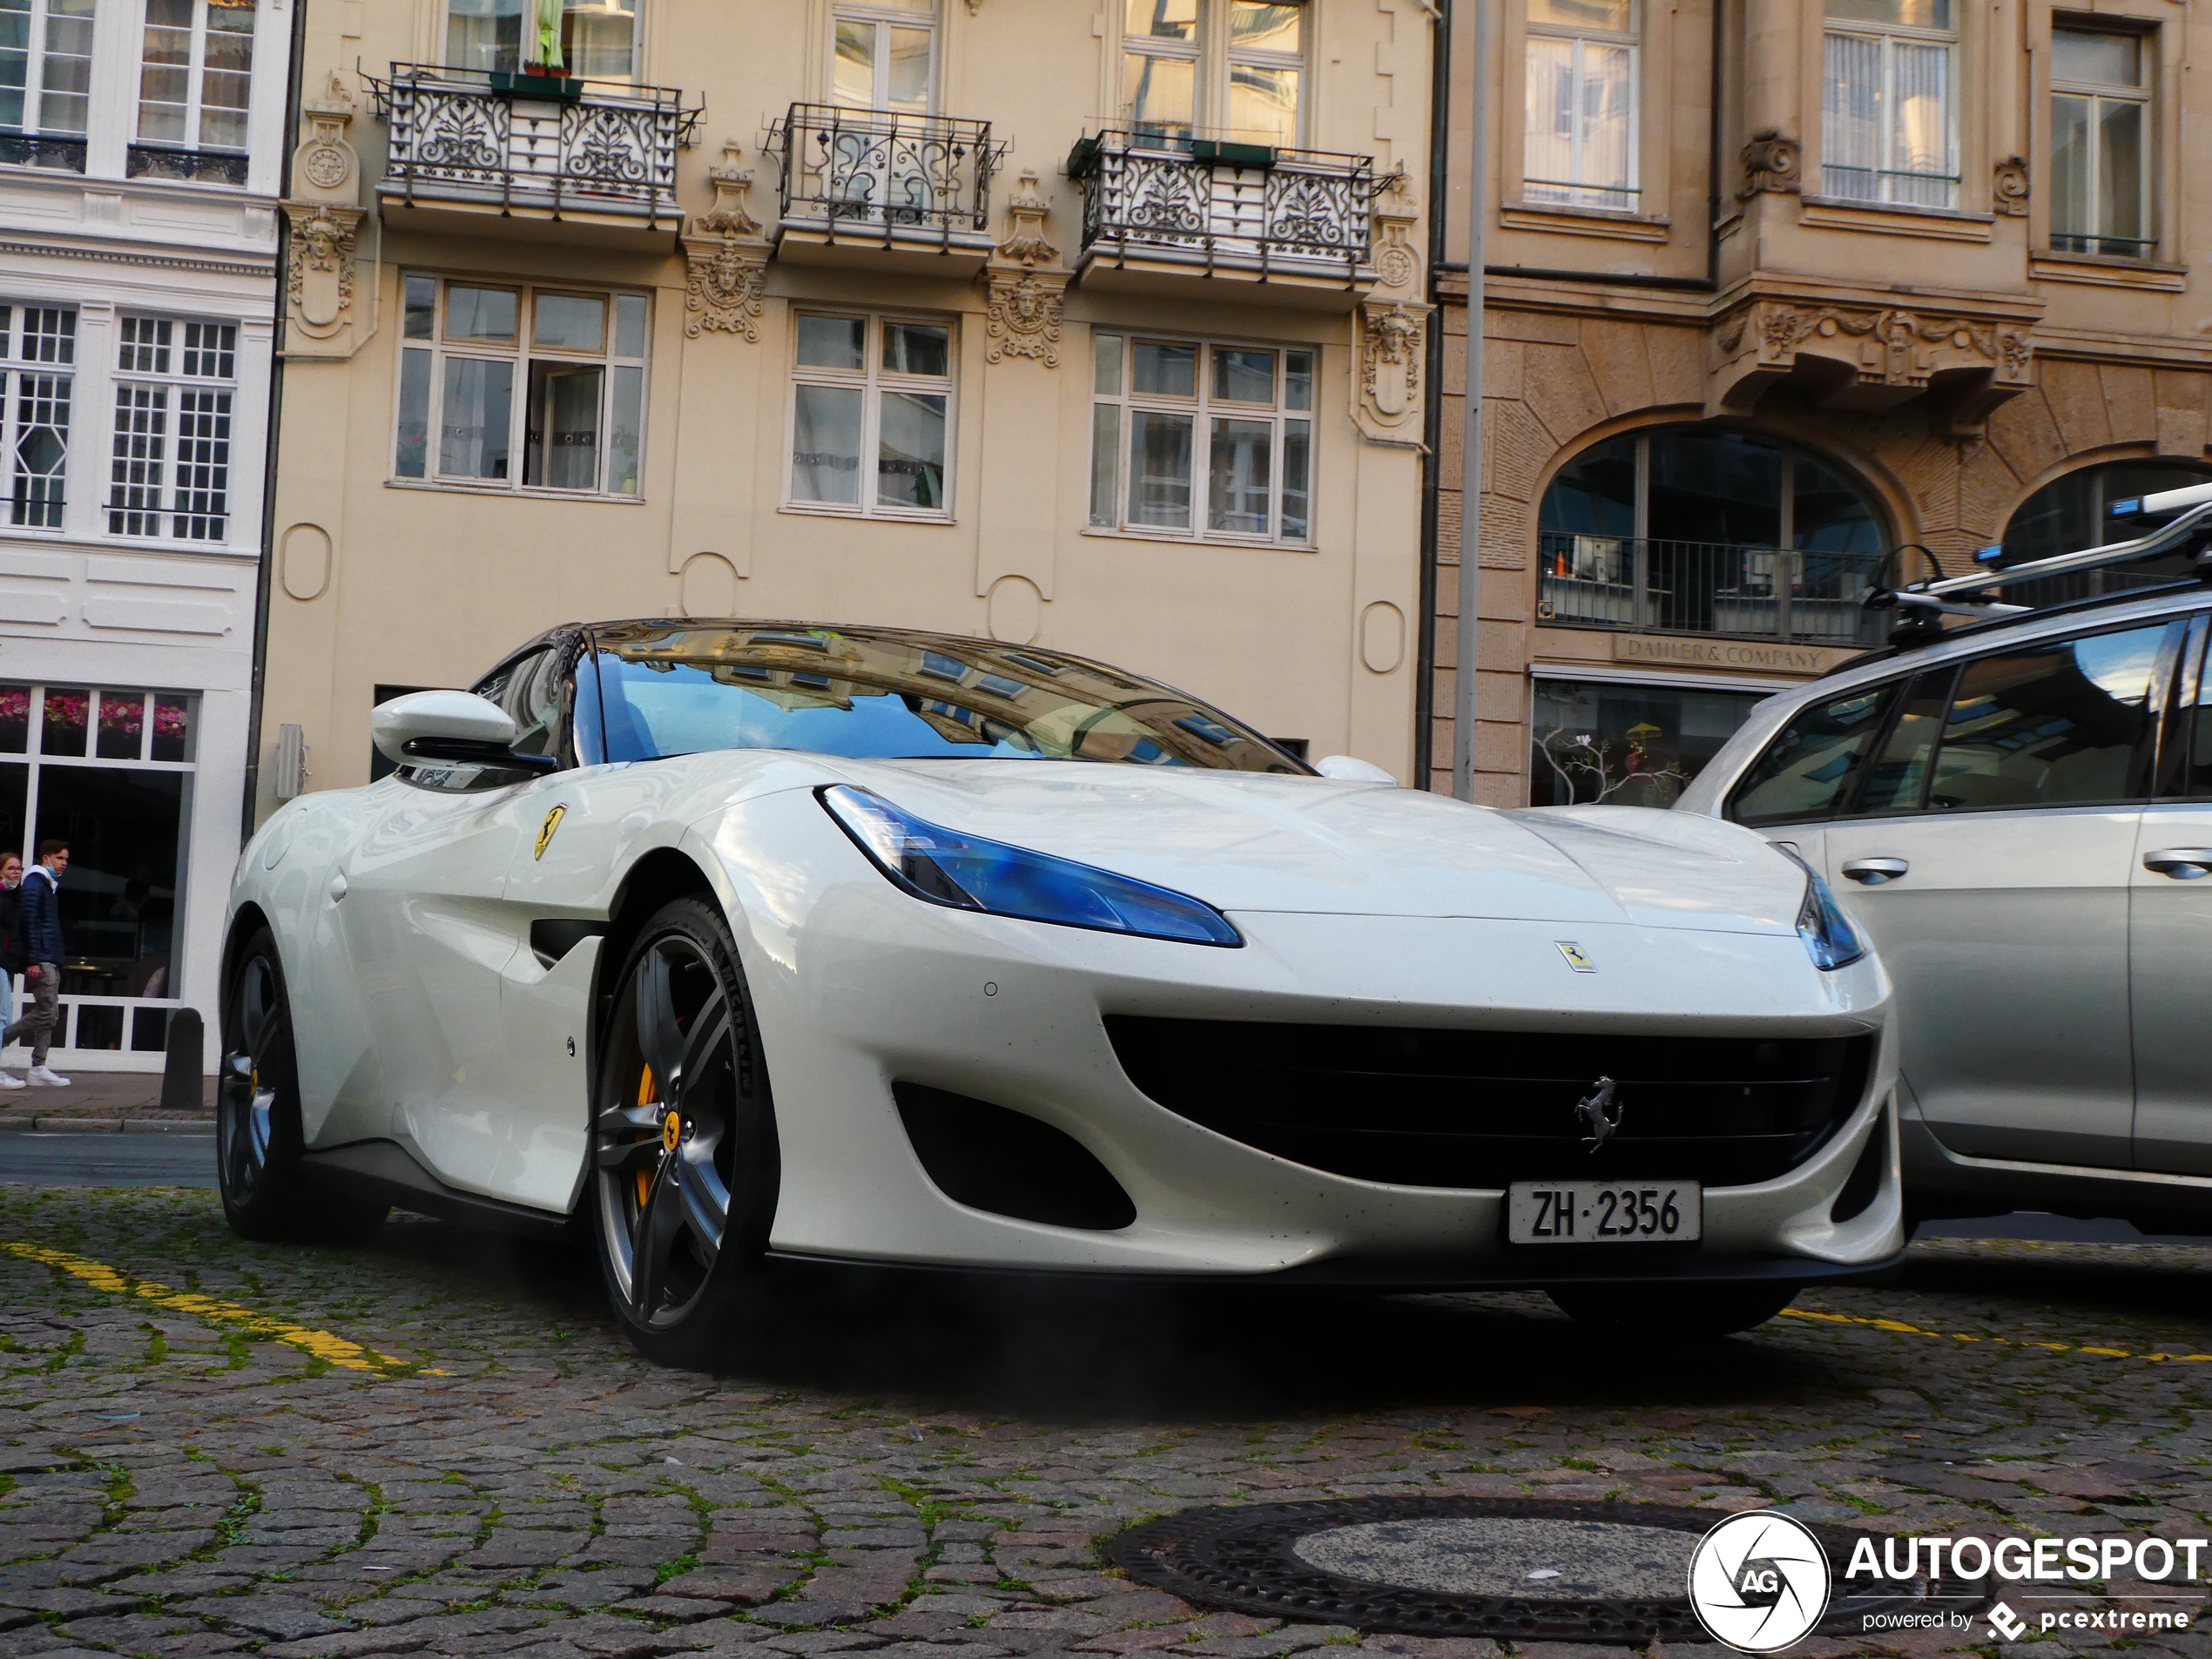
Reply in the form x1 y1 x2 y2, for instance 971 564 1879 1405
1452 0 1489 802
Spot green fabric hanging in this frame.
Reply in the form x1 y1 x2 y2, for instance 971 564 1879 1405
532 0 565 71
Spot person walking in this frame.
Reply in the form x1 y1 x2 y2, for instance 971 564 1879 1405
0 854 24 1090
7 840 69 1087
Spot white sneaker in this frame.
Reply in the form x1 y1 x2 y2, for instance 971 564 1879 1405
27 1066 68 1087
0 1072 23 1090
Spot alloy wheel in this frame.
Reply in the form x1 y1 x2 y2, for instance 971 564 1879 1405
219 953 282 1204
595 933 739 1329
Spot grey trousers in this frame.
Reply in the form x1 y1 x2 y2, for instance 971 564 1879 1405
4 964 57 1065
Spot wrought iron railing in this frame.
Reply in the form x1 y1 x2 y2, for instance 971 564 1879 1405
1070 132 1375 281
369 65 698 224
1536 532 1888 645
127 144 247 185
0 134 84 172
765 104 999 248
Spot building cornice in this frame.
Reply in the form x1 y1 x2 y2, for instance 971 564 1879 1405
0 237 276 278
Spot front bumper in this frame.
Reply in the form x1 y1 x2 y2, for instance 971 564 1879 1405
702 794 1906 1286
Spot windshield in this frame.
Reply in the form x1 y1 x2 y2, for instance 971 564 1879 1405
579 624 1305 773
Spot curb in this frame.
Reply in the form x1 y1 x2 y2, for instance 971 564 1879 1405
0 1116 215 1134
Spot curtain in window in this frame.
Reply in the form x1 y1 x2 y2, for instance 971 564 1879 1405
1823 30 1953 206
1821 31 1883 201
1524 36 1632 208
1889 38 1952 206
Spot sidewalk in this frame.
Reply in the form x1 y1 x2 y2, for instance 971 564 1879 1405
0 1069 215 1131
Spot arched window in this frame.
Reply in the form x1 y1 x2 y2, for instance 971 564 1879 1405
1996 458 2212 607
1536 424 1885 643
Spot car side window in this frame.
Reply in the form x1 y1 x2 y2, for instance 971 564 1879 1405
1917 624 2169 813
2169 617 2212 797
1728 682 1900 826
1857 671 1953 814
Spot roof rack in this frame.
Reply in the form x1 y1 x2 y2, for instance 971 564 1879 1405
1864 489 2212 650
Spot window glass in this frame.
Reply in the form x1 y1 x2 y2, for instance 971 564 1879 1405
1825 0 1948 24
1123 0 1302 144
830 1 934 112
798 314 866 371
1822 2 1957 209
402 275 436 340
877 389 946 510
0 0 97 141
440 357 513 480
1129 409 1194 528
791 383 863 505
1998 460 2212 601
1133 341 1197 397
109 314 239 541
523 361 602 489
1128 0 1198 42
2053 27 2139 87
1093 331 1123 395
38 685 84 755
446 286 518 343
1924 627 2165 812
1857 670 1952 813
1529 0 1630 24
1532 678 1770 808
1729 684 1898 825
591 624 1301 772
2049 27 2149 260
1207 416 1271 535
1211 347 1274 402
1523 4 1635 212
446 0 641 79
1284 348 1312 410
882 321 948 376
789 312 953 517
532 293 605 352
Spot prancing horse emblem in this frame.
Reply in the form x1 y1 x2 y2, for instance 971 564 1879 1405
1575 1076 1622 1153
535 804 567 860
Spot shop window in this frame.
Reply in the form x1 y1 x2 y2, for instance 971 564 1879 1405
2051 25 2151 259
1997 458 2212 604
1822 0 1958 209
832 0 934 112
108 314 237 542
1523 0 1636 212
445 0 640 79
0 0 93 151
395 276 648 498
1089 333 1312 545
0 683 194 1050
1530 678 1770 807
1123 0 1305 148
137 0 254 157
787 312 951 518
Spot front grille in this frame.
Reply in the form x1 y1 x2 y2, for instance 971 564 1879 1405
1105 1017 1873 1189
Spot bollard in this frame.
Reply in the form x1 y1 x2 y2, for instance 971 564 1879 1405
161 1007 205 1115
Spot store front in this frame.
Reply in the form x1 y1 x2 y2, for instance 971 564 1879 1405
1528 672 1777 808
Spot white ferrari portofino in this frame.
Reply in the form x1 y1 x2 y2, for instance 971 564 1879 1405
223 622 1903 1365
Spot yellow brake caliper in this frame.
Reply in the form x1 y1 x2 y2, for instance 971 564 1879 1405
635 1063 656 1208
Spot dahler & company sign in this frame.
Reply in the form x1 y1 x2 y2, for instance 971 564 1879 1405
1609 634 1848 674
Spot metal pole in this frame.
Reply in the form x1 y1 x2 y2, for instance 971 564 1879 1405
1451 0 1489 801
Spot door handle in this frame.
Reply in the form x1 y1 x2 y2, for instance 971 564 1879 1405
327 871 348 902
2143 849 2212 880
1840 857 1909 885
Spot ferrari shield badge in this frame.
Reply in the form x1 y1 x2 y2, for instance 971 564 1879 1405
1555 941 1595 973
535 805 567 860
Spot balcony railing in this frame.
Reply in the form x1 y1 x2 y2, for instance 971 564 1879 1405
1070 132 1375 283
765 104 1000 253
1536 532 1888 646
127 144 247 186
369 65 698 225
0 133 84 173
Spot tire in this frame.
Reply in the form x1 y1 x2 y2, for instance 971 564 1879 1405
590 895 781 1369
1548 1283 1800 1339
218 930 388 1245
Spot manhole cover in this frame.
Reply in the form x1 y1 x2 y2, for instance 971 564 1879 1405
1104 1496 1967 1646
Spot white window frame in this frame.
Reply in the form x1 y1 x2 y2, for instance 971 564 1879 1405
106 314 236 543
390 274 651 501
1821 2 1959 209
0 0 94 144
0 304 71 533
442 0 644 79
1521 3 1638 212
1088 331 1313 549
2049 24 2152 260
1120 0 1307 147
784 309 955 522
136 0 257 157
828 0 936 112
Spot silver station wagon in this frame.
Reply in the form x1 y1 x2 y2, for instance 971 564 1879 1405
1678 490 2212 1233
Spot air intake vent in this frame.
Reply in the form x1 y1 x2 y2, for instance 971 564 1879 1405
894 1085 1136 1231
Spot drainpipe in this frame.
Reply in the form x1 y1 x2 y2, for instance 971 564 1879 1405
1450 0 1489 802
1413 0 1453 792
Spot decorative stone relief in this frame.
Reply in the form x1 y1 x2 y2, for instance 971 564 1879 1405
982 170 1068 367
680 139 768 341
1710 293 2039 437
281 76 368 354
1372 168 1420 293
1355 297 1433 445
1738 130 1802 199
1993 155 2029 216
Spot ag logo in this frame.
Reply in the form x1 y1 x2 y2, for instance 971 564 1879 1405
1687 1509 1831 1653
535 805 567 860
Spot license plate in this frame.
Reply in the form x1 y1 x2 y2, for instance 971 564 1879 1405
1507 1181 1702 1244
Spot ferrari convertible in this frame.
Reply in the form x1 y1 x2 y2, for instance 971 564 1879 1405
222 621 1902 1365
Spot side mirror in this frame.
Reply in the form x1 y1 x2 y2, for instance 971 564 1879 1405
1314 754 1398 785
371 691 557 775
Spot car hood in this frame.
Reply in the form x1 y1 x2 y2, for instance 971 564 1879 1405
811 760 1806 934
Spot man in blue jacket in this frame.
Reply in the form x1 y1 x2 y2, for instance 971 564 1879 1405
6 840 68 1087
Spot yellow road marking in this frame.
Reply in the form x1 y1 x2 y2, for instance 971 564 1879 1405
1783 1305 2212 1365
1 1241 444 1377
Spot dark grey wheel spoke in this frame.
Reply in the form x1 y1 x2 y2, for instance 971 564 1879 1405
676 1139 729 1267
630 1154 684 1318
632 947 685 1093
671 989 731 1103
595 1136 660 1174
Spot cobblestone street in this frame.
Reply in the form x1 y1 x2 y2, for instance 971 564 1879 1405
3 1190 2211 1659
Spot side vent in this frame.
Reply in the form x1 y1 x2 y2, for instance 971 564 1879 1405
894 1084 1136 1231
1829 1103 1892 1224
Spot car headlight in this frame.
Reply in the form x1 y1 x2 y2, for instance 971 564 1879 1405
1775 845 1868 971
819 785 1243 948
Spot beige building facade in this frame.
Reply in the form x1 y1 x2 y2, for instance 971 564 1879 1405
254 0 1438 817
1428 0 2212 804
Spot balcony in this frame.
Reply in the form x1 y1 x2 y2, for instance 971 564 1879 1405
127 144 247 186
765 105 1001 276
0 133 84 173
1069 132 1377 309
368 65 698 248
1536 533 1887 648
